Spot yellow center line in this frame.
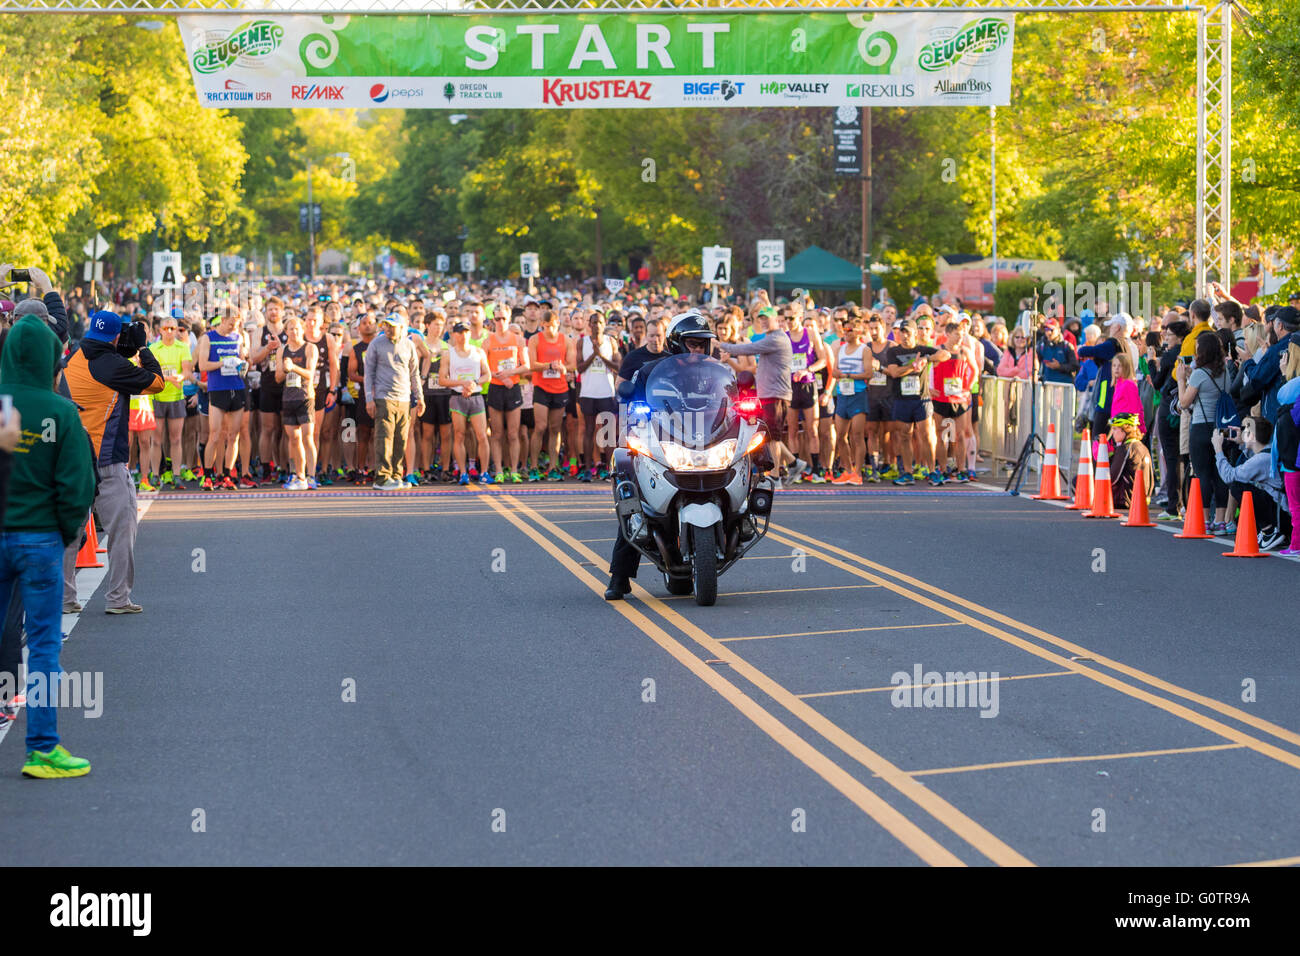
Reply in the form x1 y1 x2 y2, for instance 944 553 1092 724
765 525 1300 773
1224 854 1300 867
722 622 963 643
498 495 1034 868
660 584 880 601
476 494 964 868
904 743 1244 778
799 670 1077 699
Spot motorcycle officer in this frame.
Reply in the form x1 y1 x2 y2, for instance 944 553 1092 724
605 312 717 600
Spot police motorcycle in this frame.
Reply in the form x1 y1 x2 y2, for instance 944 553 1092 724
612 314 776 606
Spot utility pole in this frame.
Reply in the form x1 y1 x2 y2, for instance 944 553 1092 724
990 105 998 302
860 107 872 307
307 159 316 280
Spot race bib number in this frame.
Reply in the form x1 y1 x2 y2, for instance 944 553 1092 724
791 353 808 372
542 368 563 379
499 358 517 372
246 370 261 390
312 369 321 386
943 377 964 398
286 371 303 389
870 370 888 387
267 354 278 371
162 366 177 381
458 372 476 384
220 355 240 377
901 375 922 396
427 372 439 390
837 378 856 396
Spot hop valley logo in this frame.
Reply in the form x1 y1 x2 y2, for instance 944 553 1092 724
758 81 830 100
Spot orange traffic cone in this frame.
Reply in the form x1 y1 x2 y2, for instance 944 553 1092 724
86 517 106 554
1174 477 1213 539
75 517 104 569
1085 441 1118 518
1122 467 1156 527
1223 492 1270 558
1066 427 1093 511
1032 423 1067 500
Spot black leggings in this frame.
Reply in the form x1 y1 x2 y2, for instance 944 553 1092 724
1229 480 1291 537
1157 413 1181 511
1189 422 1228 510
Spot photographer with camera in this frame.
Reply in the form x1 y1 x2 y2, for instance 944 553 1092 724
61 311 165 614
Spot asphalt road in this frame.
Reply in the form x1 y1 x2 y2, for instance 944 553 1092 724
1 483 1297 866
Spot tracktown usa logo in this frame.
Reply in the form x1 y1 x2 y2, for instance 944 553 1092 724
542 78 652 106
933 78 993 97
918 18 1011 71
204 77 271 103
682 80 745 102
291 83 345 101
845 82 916 99
370 83 425 103
190 19 283 74
758 81 830 99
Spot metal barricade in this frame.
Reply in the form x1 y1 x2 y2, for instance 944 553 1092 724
976 376 1082 480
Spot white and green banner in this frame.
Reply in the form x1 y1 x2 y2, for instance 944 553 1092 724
178 12 1015 110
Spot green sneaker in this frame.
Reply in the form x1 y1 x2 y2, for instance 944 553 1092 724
880 464 899 481
509 470 523 484
494 471 506 484
160 469 175 486
22 744 91 779
180 468 197 482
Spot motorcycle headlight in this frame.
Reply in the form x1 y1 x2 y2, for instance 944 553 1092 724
660 439 737 472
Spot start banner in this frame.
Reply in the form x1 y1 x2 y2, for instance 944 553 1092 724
178 12 1015 109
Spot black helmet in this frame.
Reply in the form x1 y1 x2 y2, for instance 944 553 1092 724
665 310 716 354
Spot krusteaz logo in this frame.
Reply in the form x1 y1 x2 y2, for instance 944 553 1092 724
191 19 284 74
917 18 1011 72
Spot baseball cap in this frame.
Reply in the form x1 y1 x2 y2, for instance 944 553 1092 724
1287 291 1299 301
85 310 123 343
899 317 917 331
1273 306 1300 330
450 321 469 333
0 299 14 316
380 313 402 326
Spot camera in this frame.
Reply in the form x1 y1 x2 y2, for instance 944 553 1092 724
6 268 30 284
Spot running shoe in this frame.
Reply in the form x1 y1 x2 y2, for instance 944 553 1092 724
892 473 914 486
239 474 258 489
928 470 946 487
181 468 197 482
288 477 310 491
200 476 215 491
597 464 609 481
0 702 17 724
468 465 480 481
137 476 156 493
843 473 863 486
866 467 881 484
914 466 930 481
219 476 237 491
567 459 580 478
1155 510 1181 522
509 471 523 484
1258 527 1286 551
459 473 470 486
804 469 826 484
482 472 495 485
172 475 187 491
578 467 592 483
880 464 900 481
494 471 506 485
527 468 541 482
781 459 808 489
160 470 174 487
307 477 319 490
21 744 90 779
831 470 852 485
546 468 564 482
1278 547 1300 557
405 474 421 487
1209 521 1228 536
318 473 334 487
1223 520 1237 536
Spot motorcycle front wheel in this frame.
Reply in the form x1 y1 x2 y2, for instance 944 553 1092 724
690 523 719 606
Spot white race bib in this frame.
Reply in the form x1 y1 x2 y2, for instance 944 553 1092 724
220 355 240 377
162 366 177 381
870 370 888 387
427 372 439 390
286 371 303 389
901 376 922 396
791 353 808 372
837 379 855 396
543 368 562 379
267 354 278 372
499 358 516 372
943 377 964 398
312 369 321 386
458 372 476 383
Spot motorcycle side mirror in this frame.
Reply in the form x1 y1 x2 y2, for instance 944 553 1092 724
616 380 635 402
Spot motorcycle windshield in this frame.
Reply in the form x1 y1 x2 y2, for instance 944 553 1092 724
642 354 738 447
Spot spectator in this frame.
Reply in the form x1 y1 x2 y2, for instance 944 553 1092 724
1212 416 1288 550
1149 319 1190 518
62 311 165 613
1108 414 1153 511
1036 318 1078 384
1108 349 1146 436
1179 331 1232 533
1241 306 1300 424
0 311 97 776
1273 346 1300 556
997 327 1032 379
1077 314 1136 447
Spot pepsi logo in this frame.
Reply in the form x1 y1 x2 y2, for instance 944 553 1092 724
370 83 388 103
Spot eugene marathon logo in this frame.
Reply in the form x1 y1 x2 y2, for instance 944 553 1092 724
50 886 151 937
191 19 283 74
918 17 1011 72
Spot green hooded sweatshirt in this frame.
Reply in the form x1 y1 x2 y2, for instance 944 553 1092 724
0 314 96 546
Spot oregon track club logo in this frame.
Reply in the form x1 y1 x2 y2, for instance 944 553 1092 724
917 18 1010 72
191 20 284 74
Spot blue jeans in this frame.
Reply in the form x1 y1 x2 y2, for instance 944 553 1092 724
0 531 65 754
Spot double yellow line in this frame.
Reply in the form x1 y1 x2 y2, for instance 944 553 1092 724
481 493 1032 867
